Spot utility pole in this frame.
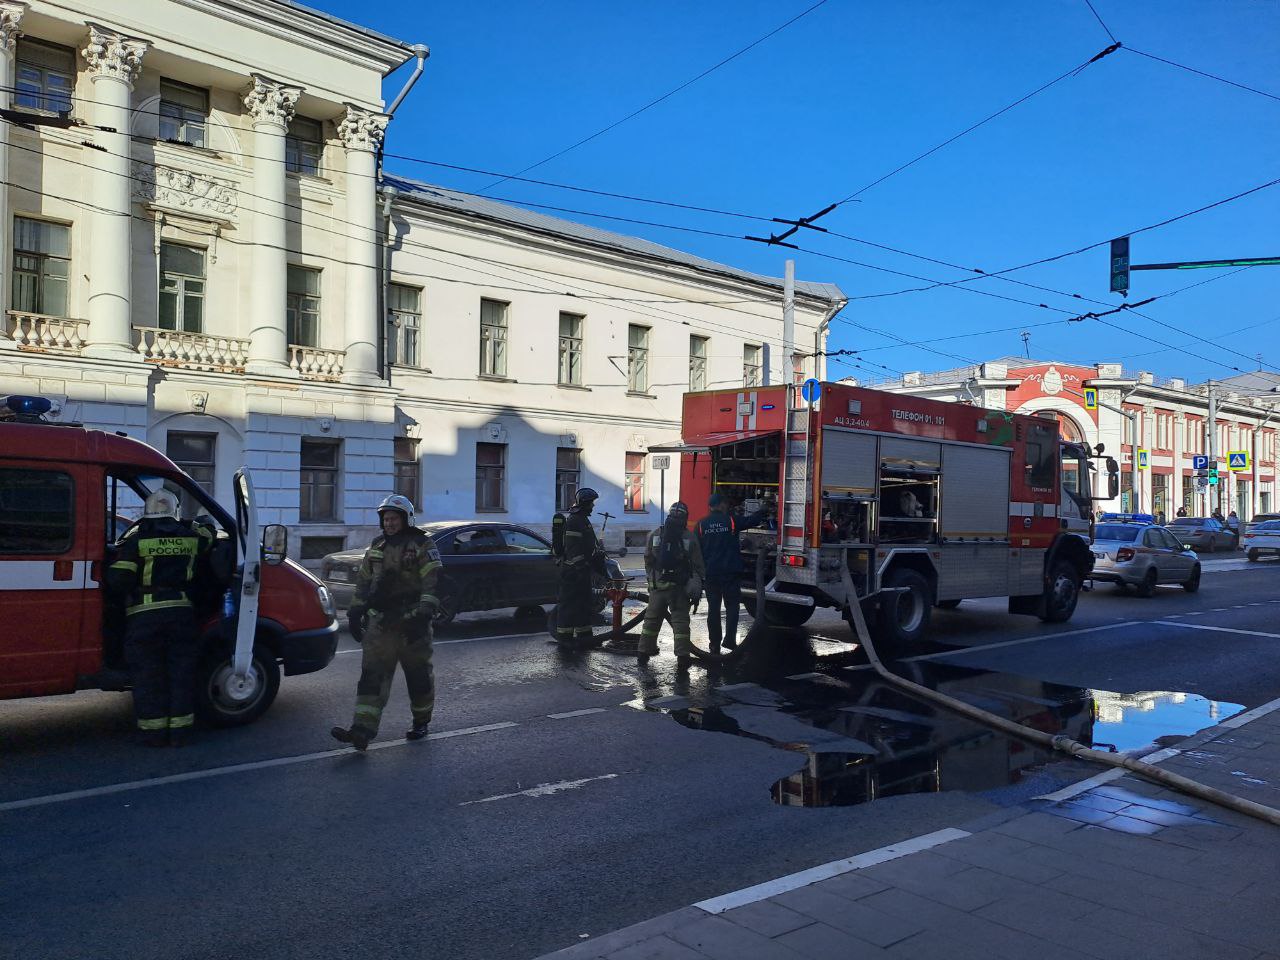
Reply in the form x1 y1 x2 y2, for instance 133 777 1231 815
783 259 796 384
1208 382 1219 516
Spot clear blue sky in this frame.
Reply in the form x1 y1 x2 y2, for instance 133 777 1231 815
315 0 1278 385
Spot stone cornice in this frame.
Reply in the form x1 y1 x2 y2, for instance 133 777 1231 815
242 74 302 129
337 105 388 152
82 23 148 86
0 2 27 53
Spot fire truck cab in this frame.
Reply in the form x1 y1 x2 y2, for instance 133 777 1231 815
0 396 339 726
657 382 1118 648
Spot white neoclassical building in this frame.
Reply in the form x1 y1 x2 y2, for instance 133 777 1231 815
0 0 845 561
859 358 1280 521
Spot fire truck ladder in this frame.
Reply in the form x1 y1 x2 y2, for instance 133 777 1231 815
782 383 811 551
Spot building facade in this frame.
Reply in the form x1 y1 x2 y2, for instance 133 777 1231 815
860 358 1279 521
0 0 844 562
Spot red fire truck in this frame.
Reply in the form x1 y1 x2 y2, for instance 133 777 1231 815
653 381 1118 647
0 395 339 726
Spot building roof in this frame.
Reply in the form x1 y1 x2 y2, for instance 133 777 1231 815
384 174 847 304
1211 371 1280 395
267 0 414 55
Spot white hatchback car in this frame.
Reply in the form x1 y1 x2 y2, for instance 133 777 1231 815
1243 519 1280 562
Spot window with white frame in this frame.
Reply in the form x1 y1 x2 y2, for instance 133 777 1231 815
476 442 506 511
558 312 584 386
555 447 580 512
1265 430 1276 462
158 242 206 333
689 334 708 391
628 324 650 393
388 283 422 367
394 437 420 506
15 39 74 115
479 298 509 377
12 217 69 317
1156 413 1172 450
286 266 321 346
158 79 209 147
743 343 762 387
624 452 646 512
285 117 323 175
166 432 216 505
299 439 340 522
1186 419 1202 454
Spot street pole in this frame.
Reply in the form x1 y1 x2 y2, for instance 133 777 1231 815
783 259 796 385
1131 409 1141 514
1208 383 1219 516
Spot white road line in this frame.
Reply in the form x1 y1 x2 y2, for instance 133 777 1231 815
693 828 972 915
0 721 519 813
547 708 608 720
460 773 620 805
897 621 1141 663
1159 622 1280 640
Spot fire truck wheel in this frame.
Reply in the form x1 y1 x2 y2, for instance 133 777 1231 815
876 569 932 647
1040 561 1082 622
195 644 281 728
762 601 816 628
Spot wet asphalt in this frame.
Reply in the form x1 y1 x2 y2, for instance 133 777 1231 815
2 562 1279 960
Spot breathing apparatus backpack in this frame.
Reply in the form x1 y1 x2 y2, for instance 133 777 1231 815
551 511 567 560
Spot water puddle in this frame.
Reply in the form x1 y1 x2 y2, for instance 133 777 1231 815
636 660 1242 808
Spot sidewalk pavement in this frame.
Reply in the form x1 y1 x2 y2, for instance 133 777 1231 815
536 699 1280 960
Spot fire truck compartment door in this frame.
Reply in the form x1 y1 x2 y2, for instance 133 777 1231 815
821 429 877 494
880 437 941 473
940 444 1011 540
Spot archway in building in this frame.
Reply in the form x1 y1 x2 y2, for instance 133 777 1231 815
1054 412 1085 444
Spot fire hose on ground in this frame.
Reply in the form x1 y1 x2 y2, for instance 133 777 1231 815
838 562 1280 828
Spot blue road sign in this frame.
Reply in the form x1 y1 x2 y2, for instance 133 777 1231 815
801 378 822 404
1228 451 1250 471
1191 455 1208 470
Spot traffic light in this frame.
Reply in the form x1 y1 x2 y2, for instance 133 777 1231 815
1208 463 1220 486
1110 237 1130 295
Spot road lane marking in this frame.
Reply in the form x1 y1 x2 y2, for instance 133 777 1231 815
460 773 620 805
883 621 1141 664
693 828 972 914
0 722 520 813
547 708 608 720
1158 622 1280 640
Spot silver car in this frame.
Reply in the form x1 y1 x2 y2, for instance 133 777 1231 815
1090 521 1201 596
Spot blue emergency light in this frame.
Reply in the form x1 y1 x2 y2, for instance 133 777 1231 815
4 395 52 417
1100 512 1156 524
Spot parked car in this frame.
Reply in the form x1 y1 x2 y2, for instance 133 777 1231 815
1166 516 1235 552
1245 512 1280 533
1242 519 1280 562
320 521 622 625
1090 518 1201 596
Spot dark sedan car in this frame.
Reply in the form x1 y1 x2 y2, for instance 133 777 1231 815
320 521 618 624
1166 517 1235 552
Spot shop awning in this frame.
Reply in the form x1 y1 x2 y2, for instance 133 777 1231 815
647 430 778 454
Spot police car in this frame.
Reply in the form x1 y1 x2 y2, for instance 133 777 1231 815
1089 513 1201 596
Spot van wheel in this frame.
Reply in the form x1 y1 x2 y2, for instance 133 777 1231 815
195 644 281 728
1040 561 1081 622
1135 568 1158 599
763 601 815 627
875 569 932 648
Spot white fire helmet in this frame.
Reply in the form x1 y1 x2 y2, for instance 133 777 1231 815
377 494 415 527
143 489 180 520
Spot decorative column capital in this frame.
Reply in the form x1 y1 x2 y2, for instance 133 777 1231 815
243 73 302 129
82 23 148 86
0 2 27 52
337 104 388 152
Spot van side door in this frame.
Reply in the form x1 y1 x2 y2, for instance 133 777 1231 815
0 463 86 698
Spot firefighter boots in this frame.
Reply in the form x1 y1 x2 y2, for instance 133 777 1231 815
331 725 372 751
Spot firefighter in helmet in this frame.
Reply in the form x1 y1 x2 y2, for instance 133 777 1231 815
331 494 442 751
106 488 214 746
639 501 705 669
553 487 607 643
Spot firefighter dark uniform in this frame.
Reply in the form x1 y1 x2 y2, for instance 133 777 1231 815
332 495 442 751
555 487 605 643
696 494 771 653
106 490 213 746
640 502 705 667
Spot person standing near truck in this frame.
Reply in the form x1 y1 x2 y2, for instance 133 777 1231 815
106 489 213 747
553 487 606 644
331 494 442 752
696 493 772 654
639 502 705 669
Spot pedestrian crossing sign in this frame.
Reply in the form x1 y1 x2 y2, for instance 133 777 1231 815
1228 450 1250 471
1137 449 1149 470
1083 388 1098 411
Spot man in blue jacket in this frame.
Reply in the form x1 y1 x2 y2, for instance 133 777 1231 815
696 493 773 653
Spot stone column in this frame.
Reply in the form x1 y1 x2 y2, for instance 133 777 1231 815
81 23 147 359
242 74 301 376
337 105 388 385
0 3 26 345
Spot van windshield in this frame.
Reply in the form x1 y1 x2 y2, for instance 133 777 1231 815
109 472 225 539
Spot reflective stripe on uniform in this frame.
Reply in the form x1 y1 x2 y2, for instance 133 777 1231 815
168 714 194 729
137 717 168 731
126 597 192 616
420 593 440 607
110 560 138 573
